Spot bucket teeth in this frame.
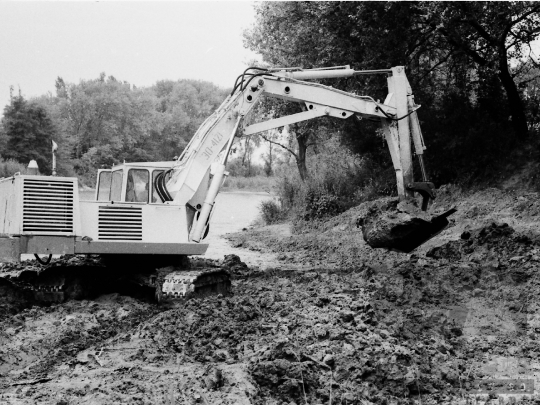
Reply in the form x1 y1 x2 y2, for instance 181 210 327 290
33 281 65 302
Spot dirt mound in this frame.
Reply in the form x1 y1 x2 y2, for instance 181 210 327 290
427 222 538 274
221 254 249 275
0 261 476 404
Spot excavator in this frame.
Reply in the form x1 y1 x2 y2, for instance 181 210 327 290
0 65 453 303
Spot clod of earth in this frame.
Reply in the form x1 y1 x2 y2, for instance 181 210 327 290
358 198 456 253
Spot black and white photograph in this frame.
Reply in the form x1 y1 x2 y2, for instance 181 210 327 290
0 1 540 404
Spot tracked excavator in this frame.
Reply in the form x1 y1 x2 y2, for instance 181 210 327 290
0 65 454 303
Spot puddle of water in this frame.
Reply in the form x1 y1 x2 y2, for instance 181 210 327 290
207 191 273 238
203 192 279 267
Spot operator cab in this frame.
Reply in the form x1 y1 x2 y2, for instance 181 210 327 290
95 162 175 204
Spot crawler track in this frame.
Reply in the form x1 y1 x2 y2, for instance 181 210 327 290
0 255 231 306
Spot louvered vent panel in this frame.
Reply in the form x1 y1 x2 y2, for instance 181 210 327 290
23 178 74 234
98 206 142 240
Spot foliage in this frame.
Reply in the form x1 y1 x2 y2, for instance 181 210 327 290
0 157 27 178
31 75 229 185
259 199 285 225
221 175 274 192
417 2 540 140
226 156 264 177
0 95 56 174
519 64 540 132
228 136 263 177
1 1 537 217
244 1 540 194
268 138 375 227
150 79 229 160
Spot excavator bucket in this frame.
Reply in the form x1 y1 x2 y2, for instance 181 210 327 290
384 208 456 253
360 205 457 253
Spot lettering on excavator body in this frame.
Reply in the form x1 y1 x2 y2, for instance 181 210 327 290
201 132 224 160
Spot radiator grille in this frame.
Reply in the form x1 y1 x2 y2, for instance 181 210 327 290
98 206 142 240
22 178 74 234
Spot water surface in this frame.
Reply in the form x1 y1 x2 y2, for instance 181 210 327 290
204 191 275 262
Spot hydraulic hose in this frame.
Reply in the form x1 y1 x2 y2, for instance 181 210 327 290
34 254 52 265
155 170 173 202
240 72 273 92
231 67 269 95
375 102 421 121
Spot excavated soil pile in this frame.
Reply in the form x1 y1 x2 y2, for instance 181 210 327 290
225 212 540 403
359 199 430 247
0 294 160 402
358 198 455 253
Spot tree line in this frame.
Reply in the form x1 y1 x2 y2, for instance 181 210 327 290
0 75 229 185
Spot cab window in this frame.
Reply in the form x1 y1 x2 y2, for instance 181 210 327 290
126 169 149 203
97 171 112 201
110 170 123 201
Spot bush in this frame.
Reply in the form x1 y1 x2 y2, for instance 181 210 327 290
0 157 28 178
261 137 389 231
259 199 285 224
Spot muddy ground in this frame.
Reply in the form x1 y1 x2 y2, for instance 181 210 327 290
1 186 540 404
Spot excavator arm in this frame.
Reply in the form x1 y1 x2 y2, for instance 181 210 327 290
163 65 435 243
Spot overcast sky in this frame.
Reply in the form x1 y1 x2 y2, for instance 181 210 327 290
0 1 260 108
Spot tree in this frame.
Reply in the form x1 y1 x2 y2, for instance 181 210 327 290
418 2 540 140
258 118 332 182
150 79 229 161
248 96 323 181
262 129 278 176
1 94 56 173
